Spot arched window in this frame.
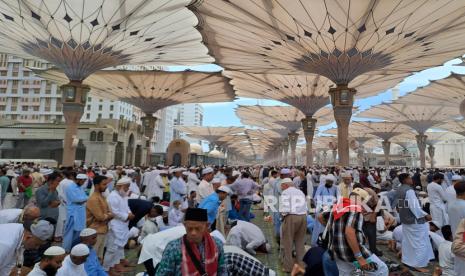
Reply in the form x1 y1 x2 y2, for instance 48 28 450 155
90 131 96 141
97 131 104 141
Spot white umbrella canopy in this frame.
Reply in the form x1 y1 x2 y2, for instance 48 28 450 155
357 103 457 134
235 105 333 132
193 0 465 85
439 120 465 138
0 0 214 81
175 126 244 145
396 72 465 117
193 0 465 166
349 121 414 141
358 102 458 167
32 68 236 114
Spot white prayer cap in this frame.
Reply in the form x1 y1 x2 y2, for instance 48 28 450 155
44 246 66 256
281 178 293 184
159 170 168 174
6 170 16 177
189 166 197 170
452 175 462 181
40 168 54 176
212 178 222 184
202 167 214 175
341 172 352 178
217 185 232 194
326 174 337 182
116 177 131 185
232 171 241 177
76 174 87 180
182 171 189 176
162 206 169 212
80 228 97 237
70 244 89 257
280 168 291 175
170 167 185 173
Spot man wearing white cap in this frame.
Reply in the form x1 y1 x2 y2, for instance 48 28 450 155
312 173 340 246
339 172 354 198
56 170 76 241
170 168 187 206
279 177 308 273
0 219 54 275
57 244 89 276
197 167 214 202
199 185 232 230
103 177 135 272
79 228 107 276
28 246 66 276
187 167 200 194
63 173 88 252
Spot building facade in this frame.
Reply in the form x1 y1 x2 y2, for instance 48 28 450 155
154 106 176 153
0 54 63 123
0 119 148 166
173 103 203 144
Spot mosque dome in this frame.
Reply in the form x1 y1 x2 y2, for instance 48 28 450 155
209 149 221 158
190 143 202 154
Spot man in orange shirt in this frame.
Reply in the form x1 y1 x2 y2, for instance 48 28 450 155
86 175 113 259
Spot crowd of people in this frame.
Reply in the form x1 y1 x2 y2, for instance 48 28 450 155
0 163 464 275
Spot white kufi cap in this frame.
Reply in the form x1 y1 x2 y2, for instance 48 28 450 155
76 174 87 180
71 244 90 257
44 246 66 256
202 167 214 175
116 177 131 185
80 228 97 237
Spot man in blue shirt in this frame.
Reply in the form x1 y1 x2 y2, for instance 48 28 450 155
80 228 108 276
63 173 88 252
199 186 231 230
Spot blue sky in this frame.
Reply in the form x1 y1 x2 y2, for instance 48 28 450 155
169 57 465 130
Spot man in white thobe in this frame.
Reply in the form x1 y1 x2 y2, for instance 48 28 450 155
445 174 461 207
187 167 200 194
226 220 270 255
427 173 448 227
397 173 434 273
169 168 187 205
144 170 165 201
103 177 136 271
197 167 214 202
57 244 89 276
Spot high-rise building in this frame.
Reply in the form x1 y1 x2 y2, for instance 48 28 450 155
0 54 147 125
154 106 176 153
81 95 143 123
154 103 204 153
0 54 63 123
174 103 203 144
